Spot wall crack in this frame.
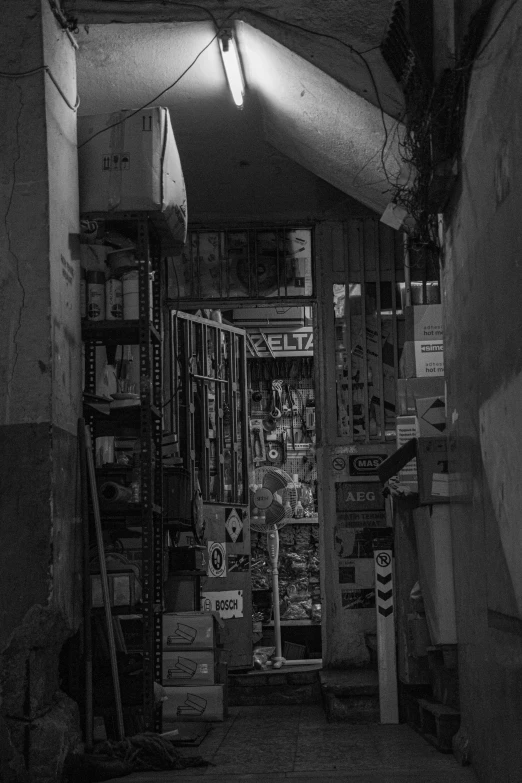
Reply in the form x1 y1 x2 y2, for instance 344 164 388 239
5 82 27 408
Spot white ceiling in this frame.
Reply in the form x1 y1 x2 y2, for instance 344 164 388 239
76 19 405 219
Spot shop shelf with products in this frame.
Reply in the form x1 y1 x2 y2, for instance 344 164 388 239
82 214 164 734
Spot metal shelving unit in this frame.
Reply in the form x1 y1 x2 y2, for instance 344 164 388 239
83 215 164 733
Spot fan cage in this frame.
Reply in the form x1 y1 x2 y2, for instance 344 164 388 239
250 467 298 532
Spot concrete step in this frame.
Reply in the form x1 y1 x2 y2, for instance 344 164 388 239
403 692 461 753
319 668 380 723
228 664 322 706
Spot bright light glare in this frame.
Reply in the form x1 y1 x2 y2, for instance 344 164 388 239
219 32 245 109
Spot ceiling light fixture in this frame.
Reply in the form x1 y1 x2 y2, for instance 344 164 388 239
219 29 245 109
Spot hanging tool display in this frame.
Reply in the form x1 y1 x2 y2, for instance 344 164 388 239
270 379 283 419
250 419 266 464
247 360 316 482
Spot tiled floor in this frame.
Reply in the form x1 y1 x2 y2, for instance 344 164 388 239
104 705 479 783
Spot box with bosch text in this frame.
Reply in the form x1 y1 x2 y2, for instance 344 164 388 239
78 107 187 252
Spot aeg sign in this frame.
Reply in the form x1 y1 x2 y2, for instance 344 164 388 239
349 454 387 476
335 481 385 511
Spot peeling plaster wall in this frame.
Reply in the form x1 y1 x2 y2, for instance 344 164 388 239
0 1 51 427
0 2 82 780
443 3 522 779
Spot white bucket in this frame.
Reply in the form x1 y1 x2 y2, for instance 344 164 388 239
105 278 123 320
122 269 154 321
123 271 139 320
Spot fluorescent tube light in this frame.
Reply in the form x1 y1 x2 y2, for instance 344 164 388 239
219 30 245 109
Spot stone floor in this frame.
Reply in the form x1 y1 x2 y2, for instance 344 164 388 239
104 704 479 783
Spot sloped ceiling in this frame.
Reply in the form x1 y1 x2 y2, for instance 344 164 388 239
76 17 405 218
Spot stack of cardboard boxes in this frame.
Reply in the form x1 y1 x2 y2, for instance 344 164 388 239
394 304 458 648
162 611 228 724
396 305 448 503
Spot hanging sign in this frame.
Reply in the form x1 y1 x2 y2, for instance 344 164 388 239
225 508 244 543
348 454 387 476
228 554 250 572
246 326 313 357
202 590 244 618
207 542 226 578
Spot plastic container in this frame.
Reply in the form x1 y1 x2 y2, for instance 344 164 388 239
105 277 123 320
87 270 106 320
122 270 139 319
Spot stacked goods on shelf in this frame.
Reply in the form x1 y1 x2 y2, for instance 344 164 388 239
251 523 321 624
162 612 227 723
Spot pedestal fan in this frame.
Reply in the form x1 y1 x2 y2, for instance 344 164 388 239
250 466 297 668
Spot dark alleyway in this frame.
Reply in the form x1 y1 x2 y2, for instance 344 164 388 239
104 705 478 783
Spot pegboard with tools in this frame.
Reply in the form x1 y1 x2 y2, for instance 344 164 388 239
248 367 317 485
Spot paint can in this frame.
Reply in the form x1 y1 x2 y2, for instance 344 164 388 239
122 270 139 320
122 269 154 320
105 277 123 320
87 270 106 320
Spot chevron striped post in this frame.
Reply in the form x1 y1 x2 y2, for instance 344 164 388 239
374 548 399 723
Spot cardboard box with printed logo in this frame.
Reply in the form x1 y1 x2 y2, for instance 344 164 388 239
400 305 444 378
162 650 216 686
163 684 225 722
397 377 446 416
78 107 187 252
163 611 220 650
415 396 447 437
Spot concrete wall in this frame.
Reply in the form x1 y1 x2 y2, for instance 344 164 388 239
443 2 522 779
0 2 82 779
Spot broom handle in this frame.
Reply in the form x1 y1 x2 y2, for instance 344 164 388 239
78 420 93 750
84 425 125 740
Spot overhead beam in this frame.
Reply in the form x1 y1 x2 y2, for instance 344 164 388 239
64 0 404 118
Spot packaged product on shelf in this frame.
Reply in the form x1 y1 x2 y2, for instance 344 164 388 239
78 106 187 253
87 270 106 320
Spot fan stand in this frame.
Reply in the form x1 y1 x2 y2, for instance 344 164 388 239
267 526 285 669
266 526 322 670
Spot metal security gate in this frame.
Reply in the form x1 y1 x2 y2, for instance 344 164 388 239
331 219 404 444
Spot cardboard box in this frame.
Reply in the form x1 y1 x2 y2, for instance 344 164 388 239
417 437 448 504
163 611 218 650
163 684 225 722
405 305 443 342
415 396 447 437
400 340 444 377
78 107 187 252
401 305 444 378
397 377 445 416
162 651 216 686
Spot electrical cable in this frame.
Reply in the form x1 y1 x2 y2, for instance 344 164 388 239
0 65 80 111
77 6 243 150
77 2 395 180
77 29 219 148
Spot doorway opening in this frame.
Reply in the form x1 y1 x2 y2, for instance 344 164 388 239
166 226 321 671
